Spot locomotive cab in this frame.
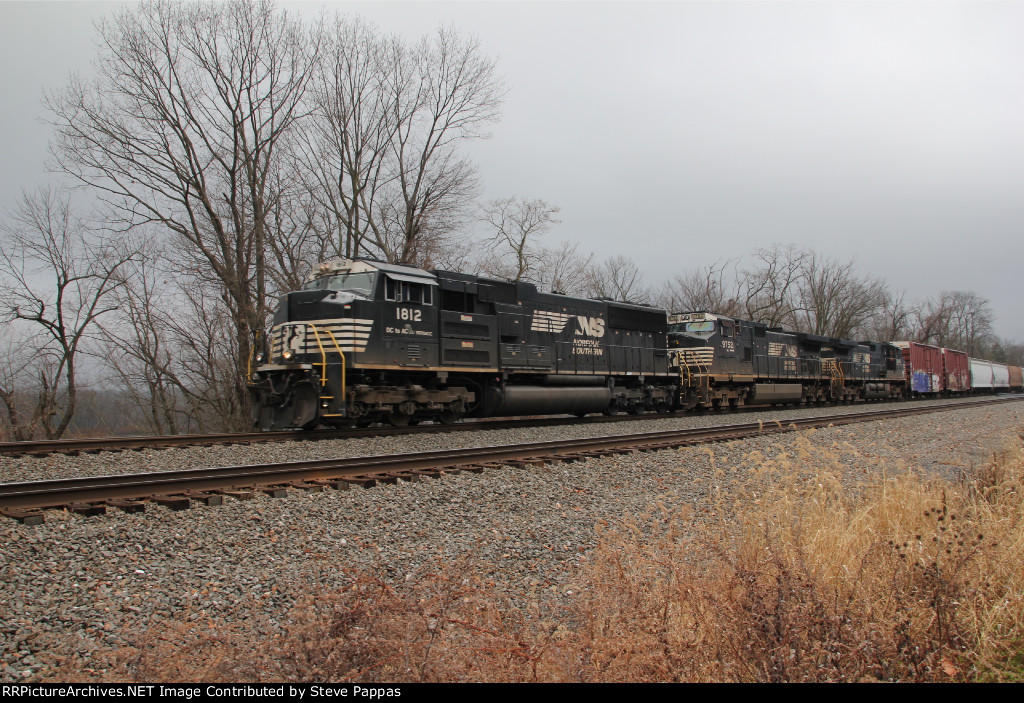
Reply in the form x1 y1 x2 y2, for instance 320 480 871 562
666 311 720 371
667 311 761 409
250 258 447 429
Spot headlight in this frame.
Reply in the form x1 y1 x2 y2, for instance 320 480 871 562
255 352 265 363
282 349 294 361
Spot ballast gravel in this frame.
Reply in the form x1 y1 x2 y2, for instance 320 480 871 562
0 397 1021 681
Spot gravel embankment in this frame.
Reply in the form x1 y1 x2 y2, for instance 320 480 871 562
1 397 1021 681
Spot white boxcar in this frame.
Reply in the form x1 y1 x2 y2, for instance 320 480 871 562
970 358 994 390
993 362 1011 390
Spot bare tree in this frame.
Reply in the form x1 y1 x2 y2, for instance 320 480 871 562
909 290 993 353
0 189 133 439
101 241 189 435
302 20 505 266
657 258 741 315
585 255 649 303
0 330 49 441
299 18 398 261
867 288 913 342
794 251 887 338
996 339 1024 366
912 295 950 345
737 244 808 328
477 197 560 283
923 290 993 354
540 241 594 297
46 0 320 427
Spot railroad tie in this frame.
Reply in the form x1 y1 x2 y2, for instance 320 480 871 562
306 479 345 491
257 486 290 498
376 472 421 484
65 503 107 516
287 481 325 493
216 489 255 501
151 495 191 511
338 476 377 488
106 499 147 514
183 491 224 506
409 469 445 479
0 509 45 525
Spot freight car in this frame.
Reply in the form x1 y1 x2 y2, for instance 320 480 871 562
1009 365 1023 391
892 341 943 395
666 311 905 410
943 347 971 394
970 357 1011 393
249 258 677 429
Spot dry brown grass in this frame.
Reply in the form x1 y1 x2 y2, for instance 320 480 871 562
63 430 1024 682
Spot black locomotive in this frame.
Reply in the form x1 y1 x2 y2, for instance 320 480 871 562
250 258 677 429
666 311 905 410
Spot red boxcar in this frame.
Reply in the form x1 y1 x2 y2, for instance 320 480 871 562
1009 365 1023 391
893 341 944 394
942 348 970 393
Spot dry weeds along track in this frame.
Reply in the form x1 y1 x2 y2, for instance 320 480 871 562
3 397 1020 524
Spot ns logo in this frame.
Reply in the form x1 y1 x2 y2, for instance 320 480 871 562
575 316 605 338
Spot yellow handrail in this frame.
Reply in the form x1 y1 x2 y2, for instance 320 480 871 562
320 328 347 405
305 324 347 406
247 329 261 382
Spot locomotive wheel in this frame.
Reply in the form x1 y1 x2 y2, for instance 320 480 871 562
438 409 463 425
438 398 465 425
388 410 413 427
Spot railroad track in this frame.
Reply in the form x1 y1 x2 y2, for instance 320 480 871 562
2 394 1019 457
3 396 1020 524
0 412 694 457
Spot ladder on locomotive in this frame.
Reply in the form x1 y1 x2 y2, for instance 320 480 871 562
278 322 348 418
308 323 348 418
679 349 711 404
823 358 845 399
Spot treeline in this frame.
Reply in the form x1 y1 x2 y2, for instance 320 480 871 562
0 1 1017 440
655 244 1021 363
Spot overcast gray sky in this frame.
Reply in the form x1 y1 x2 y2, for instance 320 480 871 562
2 1 1022 339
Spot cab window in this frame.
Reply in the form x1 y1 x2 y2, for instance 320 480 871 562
303 272 377 296
685 321 715 333
385 278 433 304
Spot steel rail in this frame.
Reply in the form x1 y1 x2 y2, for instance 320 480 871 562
1 396 1020 515
1 394 1019 457
0 413 676 457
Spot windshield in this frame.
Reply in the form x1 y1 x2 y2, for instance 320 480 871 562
303 272 378 296
668 320 715 336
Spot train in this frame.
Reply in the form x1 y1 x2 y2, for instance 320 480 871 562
249 258 676 429
248 258 1019 429
668 312 1022 410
